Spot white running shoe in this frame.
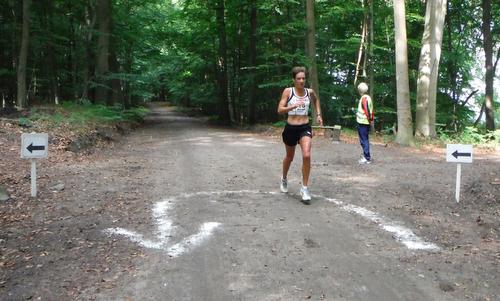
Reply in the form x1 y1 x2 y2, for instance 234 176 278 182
358 157 371 165
300 186 311 203
280 177 288 193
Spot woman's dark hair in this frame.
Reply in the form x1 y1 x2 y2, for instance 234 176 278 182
292 66 307 79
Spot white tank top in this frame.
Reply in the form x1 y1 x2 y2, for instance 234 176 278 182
287 88 311 116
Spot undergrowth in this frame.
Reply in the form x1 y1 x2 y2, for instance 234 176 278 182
19 102 149 128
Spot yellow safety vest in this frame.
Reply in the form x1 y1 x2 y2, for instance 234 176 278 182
356 94 374 125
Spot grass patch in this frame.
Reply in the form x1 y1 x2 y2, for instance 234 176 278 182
26 102 149 128
272 120 287 128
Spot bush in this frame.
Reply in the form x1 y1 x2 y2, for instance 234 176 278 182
438 126 500 146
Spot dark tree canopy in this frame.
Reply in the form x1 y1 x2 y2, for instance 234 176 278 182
0 0 498 132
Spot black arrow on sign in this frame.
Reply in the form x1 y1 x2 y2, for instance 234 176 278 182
27 143 45 153
452 150 471 159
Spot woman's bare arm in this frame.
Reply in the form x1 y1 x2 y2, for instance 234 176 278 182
277 88 299 114
309 89 323 126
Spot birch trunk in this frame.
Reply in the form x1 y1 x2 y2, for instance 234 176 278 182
393 0 414 145
415 0 447 137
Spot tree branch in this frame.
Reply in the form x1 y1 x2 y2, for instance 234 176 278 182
460 89 479 106
493 46 500 75
474 101 486 127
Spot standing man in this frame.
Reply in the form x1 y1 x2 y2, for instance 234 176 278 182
356 82 374 164
277 66 323 204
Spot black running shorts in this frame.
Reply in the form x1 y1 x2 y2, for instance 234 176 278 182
282 123 313 146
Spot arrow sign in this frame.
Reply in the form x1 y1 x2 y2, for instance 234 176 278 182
21 133 48 159
446 144 473 202
20 133 49 198
452 150 471 159
446 144 473 163
27 143 46 153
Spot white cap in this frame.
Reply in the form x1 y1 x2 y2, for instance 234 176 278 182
357 82 368 94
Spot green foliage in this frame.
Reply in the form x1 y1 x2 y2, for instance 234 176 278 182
438 126 500 146
18 117 33 128
26 102 149 126
273 120 287 128
0 0 497 134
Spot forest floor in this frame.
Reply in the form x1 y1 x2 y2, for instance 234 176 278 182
0 103 499 300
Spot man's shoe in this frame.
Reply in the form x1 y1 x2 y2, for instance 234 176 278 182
358 157 371 165
300 186 311 204
280 177 288 193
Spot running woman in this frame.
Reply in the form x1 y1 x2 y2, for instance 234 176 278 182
277 66 323 204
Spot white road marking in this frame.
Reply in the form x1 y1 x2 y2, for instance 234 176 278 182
324 197 439 251
103 190 439 257
104 197 222 257
167 222 221 257
103 227 164 249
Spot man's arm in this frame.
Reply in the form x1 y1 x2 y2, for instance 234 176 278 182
362 96 373 121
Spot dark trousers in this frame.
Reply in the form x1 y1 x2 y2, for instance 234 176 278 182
357 124 371 160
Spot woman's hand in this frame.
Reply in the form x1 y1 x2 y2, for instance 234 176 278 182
316 114 323 126
294 100 305 109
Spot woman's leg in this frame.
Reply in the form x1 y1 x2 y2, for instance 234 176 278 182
282 144 296 179
298 136 312 186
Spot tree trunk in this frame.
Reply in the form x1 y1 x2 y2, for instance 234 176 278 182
482 0 495 130
445 0 458 104
415 0 433 137
415 0 447 137
109 45 122 105
16 0 30 109
95 0 111 105
234 31 242 124
81 2 96 102
427 0 446 137
306 0 319 93
215 0 230 124
43 0 59 105
123 46 133 109
355 0 368 86
67 1 78 100
393 0 414 145
368 0 374 104
354 20 367 86
474 101 486 127
248 0 257 125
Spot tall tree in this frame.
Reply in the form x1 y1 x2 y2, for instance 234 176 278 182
16 0 30 109
42 0 59 105
95 0 111 105
415 0 447 137
393 0 414 145
215 0 230 124
248 0 258 124
81 1 97 101
482 0 495 130
354 0 368 86
306 0 319 113
368 0 374 104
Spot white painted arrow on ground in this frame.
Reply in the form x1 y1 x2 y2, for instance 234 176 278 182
104 198 221 257
103 190 439 257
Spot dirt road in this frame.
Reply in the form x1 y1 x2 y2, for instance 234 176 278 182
1 104 498 300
